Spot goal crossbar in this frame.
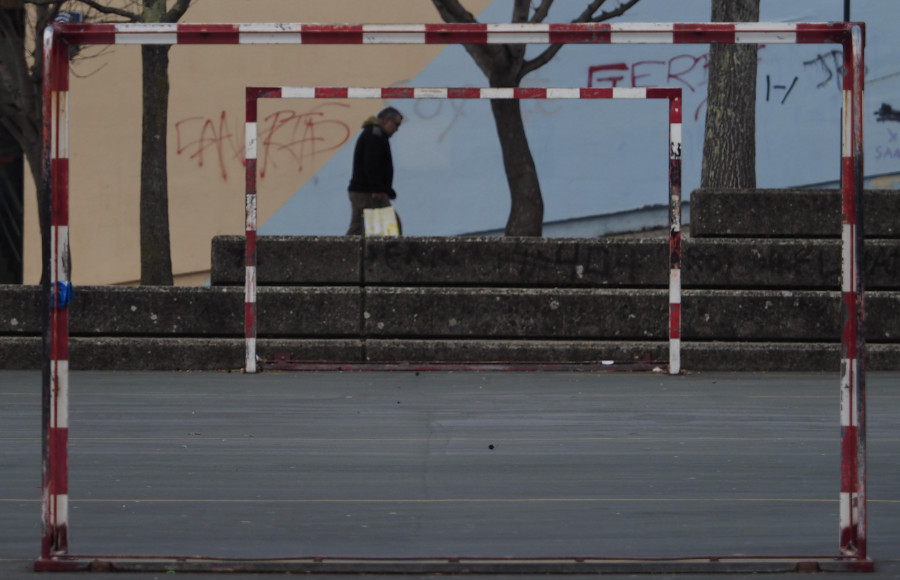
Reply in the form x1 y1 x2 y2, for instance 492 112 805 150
242 86 684 375
39 21 868 573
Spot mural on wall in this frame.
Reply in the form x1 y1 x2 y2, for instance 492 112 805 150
170 0 899 238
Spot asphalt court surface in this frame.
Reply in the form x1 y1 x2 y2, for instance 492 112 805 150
1 369 898 579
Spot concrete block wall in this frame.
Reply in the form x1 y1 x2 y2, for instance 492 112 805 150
1 189 898 371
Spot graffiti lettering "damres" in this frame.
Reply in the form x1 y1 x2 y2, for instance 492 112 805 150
175 102 351 182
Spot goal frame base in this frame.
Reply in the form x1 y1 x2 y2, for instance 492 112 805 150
35 555 875 574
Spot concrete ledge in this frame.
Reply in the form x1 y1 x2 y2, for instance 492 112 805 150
210 236 361 286
363 339 666 364
0 286 360 336
684 290 899 341
0 285 42 335
209 236 900 290
257 288 360 336
684 239 900 290
680 342 839 372
4 337 899 371
363 288 667 339
364 237 667 287
690 189 900 238
212 235 669 287
3 286 898 342
0 337 364 370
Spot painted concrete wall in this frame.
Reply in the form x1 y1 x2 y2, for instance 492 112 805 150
22 0 491 285
23 0 900 285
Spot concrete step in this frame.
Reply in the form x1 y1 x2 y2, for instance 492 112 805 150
3 285 898 342
211 235 900 289
690 188 900 238
211 235 667 288
2 336 899 372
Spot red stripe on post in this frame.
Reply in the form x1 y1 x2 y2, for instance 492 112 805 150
245 228 257 249
841 425 859 491
448 87 481 99
302 24 363 44
645 87 680 100
177 24 240 44
245 159 257 196
669 95 683 124
674 23 735 44
51 309 69 360
244 301 257 336
669 227 682 269
51 159 69 227
580 88 614 99
840 525 860 556
383 87 415 99
842 41 858 91
245 88 281 123
316 87 349 99
48 42 69 92
57 22 116 45
841 291 858 360
549 23 610 44
49 427 69 494
514 88 547 99
425 23 487 45
841 157 856 223
797 22 848 44
669 303 681 339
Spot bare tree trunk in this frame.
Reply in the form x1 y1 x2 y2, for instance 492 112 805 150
139 44 173 285
490 99 543 236
701 0 760 188
1 5 61 284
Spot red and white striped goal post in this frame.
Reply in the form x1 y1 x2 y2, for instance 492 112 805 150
40 21 868 572
243 86 684 376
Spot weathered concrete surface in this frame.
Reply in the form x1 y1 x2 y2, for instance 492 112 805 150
363 339 666 365
4 336 900 371
212 235 669 287
685 290 900 341
212 235 900 290
210 236 361 286
364 237 667 287
0 337 364 370
363 288 667 339
690 188 900 238
684 238 900 289
0 286 360 336
5 212 900 370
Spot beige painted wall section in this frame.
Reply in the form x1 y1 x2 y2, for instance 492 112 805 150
23 0 491 286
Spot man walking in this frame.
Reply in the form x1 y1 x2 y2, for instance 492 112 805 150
346 106 404 235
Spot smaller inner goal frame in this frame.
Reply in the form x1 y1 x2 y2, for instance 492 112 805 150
243 86 685 376
39 21 868 573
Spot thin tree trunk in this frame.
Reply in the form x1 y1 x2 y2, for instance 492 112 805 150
139 44 173 285
490 98 543 236
701 0 760 188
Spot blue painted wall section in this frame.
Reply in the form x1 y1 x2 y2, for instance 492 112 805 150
261 0 899 238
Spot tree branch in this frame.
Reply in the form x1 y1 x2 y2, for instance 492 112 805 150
586 0 642 23
24 0 140 22
429 0 476 23
512 0 530 23
522 0 642 78
165 0 192 23
530 0 554 23
430 0 509 83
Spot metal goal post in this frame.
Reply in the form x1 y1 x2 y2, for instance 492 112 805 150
242 85 684 376
39 21 867 573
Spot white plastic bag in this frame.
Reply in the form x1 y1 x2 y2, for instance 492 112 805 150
363 206 400 237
